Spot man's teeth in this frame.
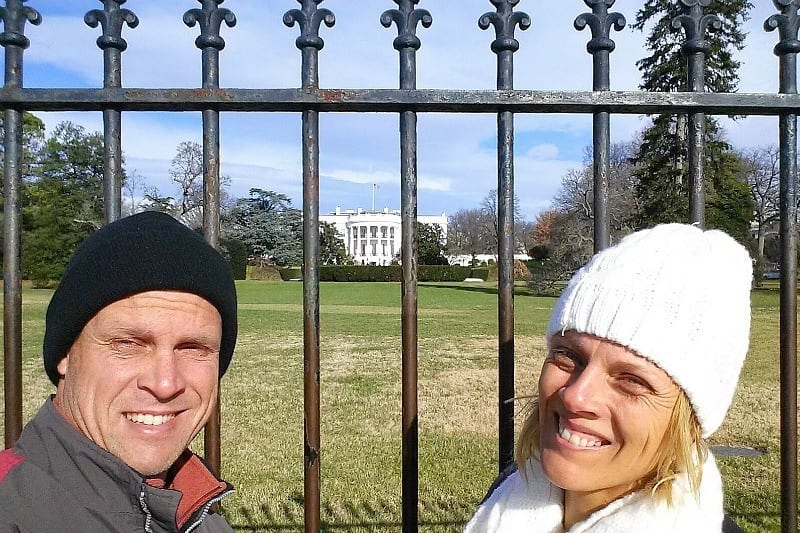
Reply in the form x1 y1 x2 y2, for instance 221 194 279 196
125 413 175 426
558 420 604 448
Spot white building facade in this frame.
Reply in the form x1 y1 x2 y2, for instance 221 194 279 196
320 207 447 266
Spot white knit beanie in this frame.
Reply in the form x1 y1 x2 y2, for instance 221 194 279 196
546 223 752 438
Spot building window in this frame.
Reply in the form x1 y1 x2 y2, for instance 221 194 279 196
361 243 366 256
371 243 377 255
370 226 378 238
360 226 367 238
390 227 395 238
381 226 387 238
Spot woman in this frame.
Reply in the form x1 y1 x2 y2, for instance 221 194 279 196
465 224 752 532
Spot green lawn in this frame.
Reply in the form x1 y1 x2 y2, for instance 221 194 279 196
0 281 793 532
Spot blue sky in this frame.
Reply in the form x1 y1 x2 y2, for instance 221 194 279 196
9 0 785 221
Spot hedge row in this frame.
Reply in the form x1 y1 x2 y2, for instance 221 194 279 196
275 265 487 282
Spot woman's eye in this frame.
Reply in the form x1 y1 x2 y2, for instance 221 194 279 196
549 350 579 371
618 374 651 394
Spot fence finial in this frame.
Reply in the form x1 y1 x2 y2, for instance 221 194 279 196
380 0 432 52
284 0 335 52
672 0 721 58
85 0 139 53
183 0 236 51
478 0 530 55
0 0 41 50
766 0 800 56
575 0 625 55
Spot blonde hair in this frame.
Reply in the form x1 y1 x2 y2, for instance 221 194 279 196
515 390 706 505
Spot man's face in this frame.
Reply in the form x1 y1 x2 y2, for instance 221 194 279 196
54 290 221 478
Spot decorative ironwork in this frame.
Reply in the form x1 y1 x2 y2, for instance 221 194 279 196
283 0 335 52
478 0 530 55
672 0 721 57
574 0 625 56
183 0 236 51
380 0 432 52
84 0 138 52
0 0 41 50
767 0 800 56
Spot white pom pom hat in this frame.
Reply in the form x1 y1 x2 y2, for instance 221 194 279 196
546 223 753 438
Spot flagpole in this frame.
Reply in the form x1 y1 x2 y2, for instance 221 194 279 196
372 183 376 211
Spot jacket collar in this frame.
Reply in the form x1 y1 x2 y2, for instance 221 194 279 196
18 398 232 532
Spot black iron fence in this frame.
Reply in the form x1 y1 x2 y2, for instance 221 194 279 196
0 1 797 532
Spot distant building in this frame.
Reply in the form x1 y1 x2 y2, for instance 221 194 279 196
320 206 447 266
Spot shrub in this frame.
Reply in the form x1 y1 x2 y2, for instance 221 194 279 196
247 265 283 281
278 266 303 281
469 267 489 281
418 265 471 282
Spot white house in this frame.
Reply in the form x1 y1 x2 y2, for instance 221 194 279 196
320 206 447 266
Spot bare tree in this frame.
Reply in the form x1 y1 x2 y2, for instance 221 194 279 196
739 146 780 269
447 208 492 264
546 141 640 271
122 169 145 216
480 188 523 255
169 141 203 217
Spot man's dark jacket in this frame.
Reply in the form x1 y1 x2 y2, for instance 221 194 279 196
0 399 234 532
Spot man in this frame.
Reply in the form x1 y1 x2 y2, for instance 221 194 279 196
0 211 238 532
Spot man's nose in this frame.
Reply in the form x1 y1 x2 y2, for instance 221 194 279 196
137 350 186 401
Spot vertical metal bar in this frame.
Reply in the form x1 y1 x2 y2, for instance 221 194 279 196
766 4 799 530
479 0 529 473
0 0 41 448
285 4 334 532
85 1 138 224
184 0 236 478
675 0 720 228
575 1 625 252
381 3 430 530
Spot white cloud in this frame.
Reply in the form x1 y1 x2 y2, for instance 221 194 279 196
13 1 790 221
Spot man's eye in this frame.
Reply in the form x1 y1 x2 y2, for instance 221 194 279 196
109 339 144 354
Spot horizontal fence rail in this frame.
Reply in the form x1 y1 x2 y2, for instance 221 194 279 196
1 0 798 532
1 88 800 114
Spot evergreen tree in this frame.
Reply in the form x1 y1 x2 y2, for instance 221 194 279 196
417 222 448 265
22 122 107 283
319 221 349 265
631 0 753 240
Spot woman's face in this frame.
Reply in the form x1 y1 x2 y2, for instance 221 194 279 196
538 330 680 505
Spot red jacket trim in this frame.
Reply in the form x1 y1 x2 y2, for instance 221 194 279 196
0 448 25 483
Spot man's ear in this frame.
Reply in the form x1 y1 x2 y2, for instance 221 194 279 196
56 354 69 378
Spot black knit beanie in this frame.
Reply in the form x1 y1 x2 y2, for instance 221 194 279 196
43 211 238 385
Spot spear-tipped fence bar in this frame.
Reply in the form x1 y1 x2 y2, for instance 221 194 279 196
479 0 529 472
284 1 334 531
767 3 800 532
2 1 799 533
381 2 431 530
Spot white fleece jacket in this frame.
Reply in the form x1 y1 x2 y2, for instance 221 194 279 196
464 454 724 533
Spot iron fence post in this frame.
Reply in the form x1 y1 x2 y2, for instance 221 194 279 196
184 0 236 478
674 0 720 227
766 4 799 531
575 0 624 252
285 2 335 531
85 0 137 224
479 0 529 473
0 0 40 449
382 2 431 530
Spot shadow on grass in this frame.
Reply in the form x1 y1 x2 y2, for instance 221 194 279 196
228 493 474 532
